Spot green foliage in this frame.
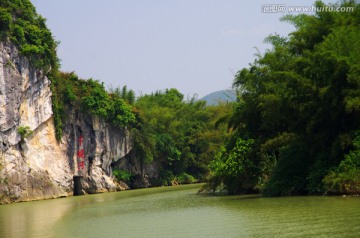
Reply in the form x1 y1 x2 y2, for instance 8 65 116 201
207 1 360 195
175 173 196 184
208 137 258 194
0 0 61 138
1 0 228 186
81 80 112 118
151 171 196 186
108 85 136 105
262 143 310 196
8 0 360 196
110 97 135 127
155 170 175 186
0 8 11 34
113 169 133 184
18 126 33 140
0 0 59 70
323 132 360 195
50 72 136 140
132 89 231 184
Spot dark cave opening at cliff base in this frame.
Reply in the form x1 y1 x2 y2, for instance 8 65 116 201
73 176 83 196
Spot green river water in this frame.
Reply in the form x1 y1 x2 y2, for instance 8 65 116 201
0 184 359 238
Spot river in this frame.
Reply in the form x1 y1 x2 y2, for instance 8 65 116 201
0 184 359 237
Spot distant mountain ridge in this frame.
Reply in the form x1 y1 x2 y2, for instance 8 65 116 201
200 89 237 105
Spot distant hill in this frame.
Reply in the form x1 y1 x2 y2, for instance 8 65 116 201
200 89 237 106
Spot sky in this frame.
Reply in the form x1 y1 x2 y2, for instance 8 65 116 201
31 0 339 98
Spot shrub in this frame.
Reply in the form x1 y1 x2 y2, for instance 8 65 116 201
208 138 258 194
0 8 11 35
176 173 196 184
18 126 33 140
262 143 310 196
111 97 136 127
112 169 133 184
81 80 112 118
323 132 360 195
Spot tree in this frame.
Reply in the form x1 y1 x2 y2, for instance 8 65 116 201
208 137 258 194
131 89 231 185
207 1 360 195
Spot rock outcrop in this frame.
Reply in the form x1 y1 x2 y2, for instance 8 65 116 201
0 41 131 204
61 108 131 194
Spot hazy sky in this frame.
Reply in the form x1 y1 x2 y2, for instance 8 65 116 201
31 0 338 97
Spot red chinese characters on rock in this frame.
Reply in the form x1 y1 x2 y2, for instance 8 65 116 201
78 161 85 170
77 136 85 172
77 149 84 159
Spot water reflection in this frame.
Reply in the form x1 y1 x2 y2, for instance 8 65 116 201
0 198 74 238
0 184 359 238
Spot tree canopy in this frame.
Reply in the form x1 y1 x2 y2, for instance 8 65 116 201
207 0 360 195
130 89 232 185
3 0 359 195
0 0 58 70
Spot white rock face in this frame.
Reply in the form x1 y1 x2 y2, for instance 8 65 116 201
0 42 131 203
62 109 131 194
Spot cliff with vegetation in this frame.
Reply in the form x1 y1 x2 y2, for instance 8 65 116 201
0 39 134 204
0 0 229 204
2 0 357 204
0 0 136 204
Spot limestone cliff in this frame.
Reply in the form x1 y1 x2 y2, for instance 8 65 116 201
0 41 131 204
